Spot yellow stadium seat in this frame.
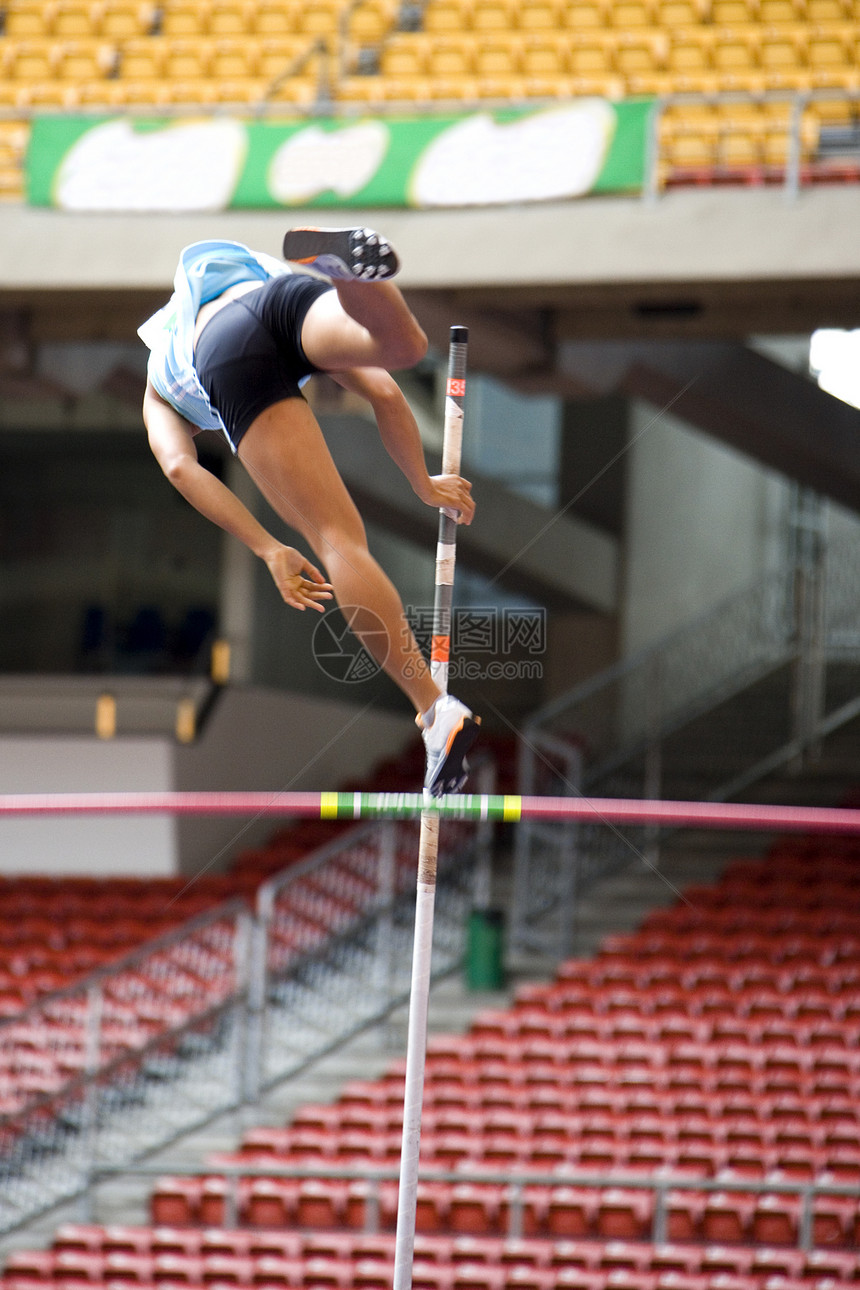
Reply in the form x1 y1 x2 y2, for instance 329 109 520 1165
712 25 760 72
807 0 851 13
208 35 257 75
110 74 172 100
717 122 763 167
335 72 389 99
252 0 302 32
3 39 58 79
256 33 315 76
97 0 158 36
428 33 475 72
425 72 479 96
160 0 208 33
379 74 437 98
667 27 714 73
423 0 472 29
607 0 654 26
709 0 758 20
563 0 610 26
77 77 131 102
622 67 675 87
522 71 571 92
117 34 169 76
165 77 222 100
348 0 397 41
614 29 667 74
3 0 56 37
671 136 717 171
568 70 625 92
474 32 521 73
207 0 255 31
520 33 567 74
517 0 564 27
380 32 430 75
471 0 517 28
806 22 852 69
296 0 341 35
214 75 268 99
163 35 211 76
476 71 526 94
54 36 118 76
654 0 707 20
759 23 805 69
52 0 99 35
568 30 614 72
758 0 802 18
19 78 81 104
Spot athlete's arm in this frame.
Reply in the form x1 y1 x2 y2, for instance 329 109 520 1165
143 380 332 612
330 367 474 524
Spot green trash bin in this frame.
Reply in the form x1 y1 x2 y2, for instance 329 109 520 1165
466 907 506 991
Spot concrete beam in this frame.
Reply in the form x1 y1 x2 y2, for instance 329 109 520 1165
558 338 860 513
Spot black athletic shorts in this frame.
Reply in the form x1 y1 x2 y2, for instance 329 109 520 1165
194 273 334 451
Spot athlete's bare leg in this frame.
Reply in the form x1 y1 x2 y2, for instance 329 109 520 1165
237 396 439 716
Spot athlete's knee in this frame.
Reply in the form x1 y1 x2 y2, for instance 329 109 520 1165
389 317 428 369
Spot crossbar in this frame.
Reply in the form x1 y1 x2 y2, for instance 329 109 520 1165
2 790 860 834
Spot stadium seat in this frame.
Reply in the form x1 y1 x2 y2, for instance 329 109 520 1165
150 1177 202 1225
422 0 470 30
518 0 565 24
4 0 55 34
545 1188 600 1238
448 1185 507 1236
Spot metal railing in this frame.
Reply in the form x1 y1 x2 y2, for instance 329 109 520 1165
512 519 860 957
0 815 485 1235
82 1159 858 1252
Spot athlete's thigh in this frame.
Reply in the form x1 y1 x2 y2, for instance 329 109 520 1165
298 289 389 371
237 396 366 554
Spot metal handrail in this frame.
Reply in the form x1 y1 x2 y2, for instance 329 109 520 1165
86 1159 858 1251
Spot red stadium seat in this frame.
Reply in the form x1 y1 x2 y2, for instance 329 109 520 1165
448 1185 506 1236
545 1187 600 1238
415 1182 452 1233
150 1176 202 1225
596 1188 655 1239
295 1179 349 1228
750 1190 803 1244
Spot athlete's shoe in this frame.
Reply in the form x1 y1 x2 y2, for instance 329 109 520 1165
417 695 481 797
282 226 400 282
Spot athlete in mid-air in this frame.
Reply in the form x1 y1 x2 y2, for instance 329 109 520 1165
138 226 480 795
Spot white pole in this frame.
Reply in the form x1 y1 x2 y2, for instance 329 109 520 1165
392 325 469 1290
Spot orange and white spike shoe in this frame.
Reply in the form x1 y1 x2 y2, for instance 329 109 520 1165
417 694 481 797
282 226 400 282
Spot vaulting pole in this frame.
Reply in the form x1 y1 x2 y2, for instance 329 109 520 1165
392 325 468 1290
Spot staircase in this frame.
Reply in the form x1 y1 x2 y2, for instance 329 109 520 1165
512 516 860 956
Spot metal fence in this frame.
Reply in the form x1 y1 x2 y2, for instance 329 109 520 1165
0 816 484 1235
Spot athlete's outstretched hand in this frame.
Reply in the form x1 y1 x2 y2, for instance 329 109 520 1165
265 545 334 612
419 473 475 524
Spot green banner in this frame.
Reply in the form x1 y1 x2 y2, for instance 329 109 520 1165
27 100 654 212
